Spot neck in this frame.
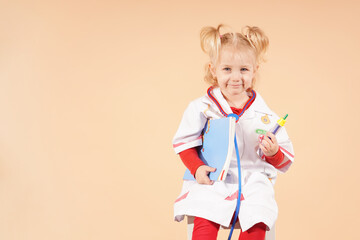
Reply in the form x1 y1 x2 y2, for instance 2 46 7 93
223 91 250 109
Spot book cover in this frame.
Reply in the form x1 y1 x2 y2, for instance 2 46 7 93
183 117 236 181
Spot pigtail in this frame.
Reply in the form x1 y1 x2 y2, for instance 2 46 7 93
200 25 221 86
200 25 223 63
200 24 232 86
242 26 269 64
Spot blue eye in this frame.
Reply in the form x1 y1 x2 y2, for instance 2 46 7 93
223 67 231 71
241 68 248 71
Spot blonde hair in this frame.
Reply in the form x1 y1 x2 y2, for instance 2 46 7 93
200 24 269 87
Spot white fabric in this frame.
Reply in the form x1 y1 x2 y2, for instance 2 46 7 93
173 88 295 232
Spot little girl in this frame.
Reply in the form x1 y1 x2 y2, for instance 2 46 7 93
172 24 295 240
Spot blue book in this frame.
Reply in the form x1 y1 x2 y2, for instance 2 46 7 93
183 117 236 181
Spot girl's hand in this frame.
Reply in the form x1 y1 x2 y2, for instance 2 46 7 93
195 165 216 185
259 132 279 157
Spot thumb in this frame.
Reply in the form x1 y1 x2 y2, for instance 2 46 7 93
207 167 216 172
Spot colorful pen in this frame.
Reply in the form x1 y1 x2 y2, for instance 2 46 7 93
259 114 288 157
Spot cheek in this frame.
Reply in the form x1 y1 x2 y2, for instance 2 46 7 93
217 76 227 85
242 77 253 88
244 76 253 84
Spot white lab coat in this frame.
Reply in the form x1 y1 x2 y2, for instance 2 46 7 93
172 87 294 232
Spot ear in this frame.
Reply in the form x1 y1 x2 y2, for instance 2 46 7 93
209 63 216 78
254 64 259 73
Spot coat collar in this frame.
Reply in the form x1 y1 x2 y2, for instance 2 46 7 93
203 87 273 120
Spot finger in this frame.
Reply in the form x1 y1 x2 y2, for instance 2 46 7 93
197 167 216 185
203 166 216 173
261 140 270 150
197 176 207 185
207 167 216 172
261 138 271 148
266 140 278 154
266 132 277 144
259 144 266 153
203 176 213 185
260 144 270 155
265 132 273 143
268 143 279 155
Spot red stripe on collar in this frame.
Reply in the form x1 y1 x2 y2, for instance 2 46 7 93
207 86 256 118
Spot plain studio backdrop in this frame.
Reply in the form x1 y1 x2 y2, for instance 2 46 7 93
1 0 359 239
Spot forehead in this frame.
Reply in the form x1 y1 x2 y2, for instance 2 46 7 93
218 46 256 66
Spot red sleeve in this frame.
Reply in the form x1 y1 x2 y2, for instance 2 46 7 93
179 148 205 177
265 149 284 168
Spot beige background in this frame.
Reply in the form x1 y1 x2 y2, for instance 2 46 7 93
1 0 359 239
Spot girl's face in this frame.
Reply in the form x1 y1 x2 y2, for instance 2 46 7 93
210 46 257 101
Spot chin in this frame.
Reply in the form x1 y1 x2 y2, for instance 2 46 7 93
230 88 245 93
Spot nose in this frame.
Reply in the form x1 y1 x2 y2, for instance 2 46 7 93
231 70 243 81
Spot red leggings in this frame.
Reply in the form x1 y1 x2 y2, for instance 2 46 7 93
192 216 267 240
